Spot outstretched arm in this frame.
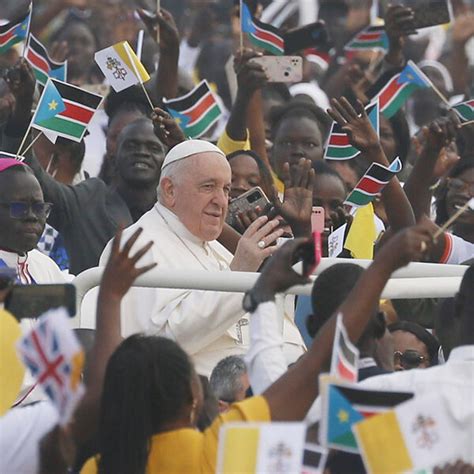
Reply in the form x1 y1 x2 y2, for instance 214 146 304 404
249 224 432 421
71 228 156 443
328 97 415 233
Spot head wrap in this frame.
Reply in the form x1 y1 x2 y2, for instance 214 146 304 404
0 158 25 173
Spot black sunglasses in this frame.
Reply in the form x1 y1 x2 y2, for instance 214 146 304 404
394 350 428 369
0 202 53 219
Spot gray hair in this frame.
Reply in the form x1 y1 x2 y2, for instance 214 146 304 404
209 356 247 402
157 158 190 202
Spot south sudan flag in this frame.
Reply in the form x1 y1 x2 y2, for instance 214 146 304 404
164 80 222 138
345 157 402 208
321 382 414 453
0 5 31 55
452 99 474 122
26 35 67 86
345 25 388 52
324 102 379 161
32 79 103 143
241 0 284 56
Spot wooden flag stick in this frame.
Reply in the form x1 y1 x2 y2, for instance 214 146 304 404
16 124 32 158
460 120 474 128
434 199 473 240
21 3 32 58
136 29 145 60
239 0 244 52
156 0 160 44
21 132 43 158
430 82 451 107
141 82 155 112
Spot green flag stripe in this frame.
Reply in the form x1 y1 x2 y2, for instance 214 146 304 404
37 116 86 139
345 189 374 207
0 37 21 54
183 105 221 138
382 83 418 118
325 146 359 159
349 40 385 49
31 66 48 86
332 430 358 449
453 104 474 121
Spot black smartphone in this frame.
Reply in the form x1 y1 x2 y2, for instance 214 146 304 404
283 21 330 54
389 0 451 29
5 284 76 320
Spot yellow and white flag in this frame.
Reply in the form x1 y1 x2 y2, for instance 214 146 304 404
353 392 474 473
95 41 150 92
216 422 306 474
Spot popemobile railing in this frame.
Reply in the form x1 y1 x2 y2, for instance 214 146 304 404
71 258 467 329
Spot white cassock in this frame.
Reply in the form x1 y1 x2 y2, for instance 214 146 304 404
99 202 306 376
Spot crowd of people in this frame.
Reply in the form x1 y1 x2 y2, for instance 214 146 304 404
0 0 473 472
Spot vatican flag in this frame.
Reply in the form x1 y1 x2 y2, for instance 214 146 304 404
95 41 150 92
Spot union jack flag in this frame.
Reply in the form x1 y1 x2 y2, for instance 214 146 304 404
17 308 85 424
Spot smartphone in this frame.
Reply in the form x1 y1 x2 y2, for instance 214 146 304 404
389 0 451 29
311 206 325 234
5 284 76 321
227 187 271 227
249 56 303 83
283 21 330 54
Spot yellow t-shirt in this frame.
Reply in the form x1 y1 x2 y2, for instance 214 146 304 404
217 129 251 155
80 396 270 474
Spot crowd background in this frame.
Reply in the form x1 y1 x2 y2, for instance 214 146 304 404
0 0 473 473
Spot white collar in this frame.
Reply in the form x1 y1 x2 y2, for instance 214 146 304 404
0 249 28 265
154 202 205 247
447 345 474 363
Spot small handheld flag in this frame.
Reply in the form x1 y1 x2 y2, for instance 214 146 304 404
324 101 380 161
345 25 388 52
32 79 103 143
164 80 222 138
26 35 67 86
370 60 432 118
0 4 32 55
16 308 85 425
354 393 470 473
241 0 284 55
344 157 402 208
320 380 413 453
330 313 359 383
452 99 474 122
95 41 150 92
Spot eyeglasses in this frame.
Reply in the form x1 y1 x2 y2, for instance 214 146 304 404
394 350 428 370
0 202 53 219
447 178 474 196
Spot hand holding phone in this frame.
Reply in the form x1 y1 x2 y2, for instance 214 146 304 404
248 56 303 83
283 21 330 54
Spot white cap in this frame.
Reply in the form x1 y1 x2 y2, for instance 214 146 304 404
161 139 226 169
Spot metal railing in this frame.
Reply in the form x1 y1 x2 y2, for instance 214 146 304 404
72 258 466 328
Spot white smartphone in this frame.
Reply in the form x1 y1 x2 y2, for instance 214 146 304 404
249 56 303 83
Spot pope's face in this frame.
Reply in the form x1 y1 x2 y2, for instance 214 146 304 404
170 153 231 241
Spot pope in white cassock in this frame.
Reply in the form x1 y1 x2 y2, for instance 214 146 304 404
100 140 306 376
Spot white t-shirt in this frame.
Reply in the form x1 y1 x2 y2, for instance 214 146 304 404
439 233 474 265
0 401 58 474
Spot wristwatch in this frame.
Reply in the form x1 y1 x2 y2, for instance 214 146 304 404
242 288 274 313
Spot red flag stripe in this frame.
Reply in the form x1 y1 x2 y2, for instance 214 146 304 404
329 134 351 146
186 93 216 125
255 28 285 49
379 75 403 110
357 176 386 194
58 101 95 124
0 30 14 45
358 32 383 41
27 47 50 73
337 358 357 382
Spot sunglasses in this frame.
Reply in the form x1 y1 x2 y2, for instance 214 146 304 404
0 201 53 219
394 350 428 369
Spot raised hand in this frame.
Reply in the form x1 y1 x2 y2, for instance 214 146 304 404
152 107 186 148
137 8 180 55
385 4 417 46
235 49 268 99
4 59 35 106
273 158 315 237
100 227 157 300
327 97 380 154
230 216 285 272
252 238 311 298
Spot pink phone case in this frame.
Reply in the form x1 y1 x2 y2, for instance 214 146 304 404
311 207 325 233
